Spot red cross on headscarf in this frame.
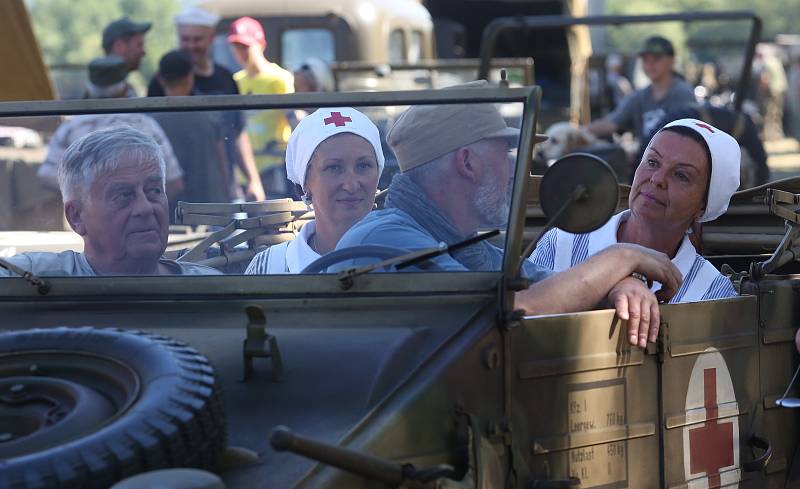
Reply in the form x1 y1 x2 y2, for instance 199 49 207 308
695 122 715 133
688 368 734 487
323 112 352 127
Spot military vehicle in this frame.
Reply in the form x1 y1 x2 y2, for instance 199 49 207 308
0 64 799 489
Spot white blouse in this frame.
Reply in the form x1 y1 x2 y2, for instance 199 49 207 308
245 220 321 274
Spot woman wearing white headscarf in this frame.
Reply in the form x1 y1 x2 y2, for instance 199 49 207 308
245 107 385 274
531 118 740 303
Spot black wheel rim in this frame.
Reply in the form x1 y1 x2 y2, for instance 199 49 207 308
0 350 141 459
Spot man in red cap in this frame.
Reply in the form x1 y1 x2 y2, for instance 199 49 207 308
227 16 295 197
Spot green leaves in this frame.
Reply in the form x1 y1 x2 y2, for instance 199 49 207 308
26 0 179 83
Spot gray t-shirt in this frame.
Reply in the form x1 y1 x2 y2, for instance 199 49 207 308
0 250 220 276
608 77 696 138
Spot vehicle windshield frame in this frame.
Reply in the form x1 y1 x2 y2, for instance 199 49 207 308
0 85 541 301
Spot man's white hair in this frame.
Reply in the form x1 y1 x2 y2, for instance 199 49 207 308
58 125 165 203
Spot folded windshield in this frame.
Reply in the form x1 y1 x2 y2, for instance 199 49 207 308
0 92 532 279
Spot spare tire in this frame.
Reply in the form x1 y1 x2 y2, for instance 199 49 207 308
0 327 225 489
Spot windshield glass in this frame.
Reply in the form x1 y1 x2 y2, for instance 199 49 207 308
0 95 527 279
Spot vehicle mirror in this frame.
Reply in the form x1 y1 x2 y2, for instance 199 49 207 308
539 153 619 234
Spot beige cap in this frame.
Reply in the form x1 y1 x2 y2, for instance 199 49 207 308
387 81 547 172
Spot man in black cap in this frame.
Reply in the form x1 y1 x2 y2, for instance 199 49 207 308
37 56 185 201
587 35 696 141
85 55 131 98
102 17 151 72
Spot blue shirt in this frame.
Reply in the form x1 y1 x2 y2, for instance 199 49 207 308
336 208 553 281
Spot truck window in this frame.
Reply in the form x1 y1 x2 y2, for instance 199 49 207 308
281 28 335 69
212 35 241 74
410 31 424 63
389 29 407 63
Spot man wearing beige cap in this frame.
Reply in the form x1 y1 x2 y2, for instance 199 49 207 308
336 93 683 348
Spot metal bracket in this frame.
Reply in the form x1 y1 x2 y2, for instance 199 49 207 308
242 306 284 382
752 189 800 279
652 322 669 363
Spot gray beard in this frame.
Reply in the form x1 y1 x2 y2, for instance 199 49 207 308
474 177 510 227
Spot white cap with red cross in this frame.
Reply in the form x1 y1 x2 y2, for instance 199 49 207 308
661 118 741 223
285 107 385 191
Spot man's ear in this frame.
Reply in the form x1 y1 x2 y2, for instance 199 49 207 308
64 200 87 236
453 147 479 184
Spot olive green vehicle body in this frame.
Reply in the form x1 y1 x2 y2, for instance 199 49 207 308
0 84 797 489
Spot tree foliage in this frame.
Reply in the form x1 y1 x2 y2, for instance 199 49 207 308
605 0 800 55
25 0 179 83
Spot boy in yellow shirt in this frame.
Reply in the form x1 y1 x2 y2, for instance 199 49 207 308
228 16 295 196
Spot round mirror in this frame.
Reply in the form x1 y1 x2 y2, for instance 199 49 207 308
539 153 619 234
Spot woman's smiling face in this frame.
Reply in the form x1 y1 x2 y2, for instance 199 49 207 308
304 133 380 230
629 129 710 229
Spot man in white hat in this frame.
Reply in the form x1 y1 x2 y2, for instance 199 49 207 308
336 87 683 349
146 7 265 202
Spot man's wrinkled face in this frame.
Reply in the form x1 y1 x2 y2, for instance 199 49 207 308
113 33 146 71
70 156 168 272
629 130 709 229
178 25 214 65
472 138 514 226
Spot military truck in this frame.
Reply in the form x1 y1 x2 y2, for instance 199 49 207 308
0 75 798 489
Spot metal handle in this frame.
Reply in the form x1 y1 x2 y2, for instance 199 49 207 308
742 433 773 472
271 426 406 485
529 477 581 488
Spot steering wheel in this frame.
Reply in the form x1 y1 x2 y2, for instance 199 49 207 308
301 245 442 274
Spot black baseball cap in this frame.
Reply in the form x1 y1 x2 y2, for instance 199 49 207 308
102 17 152 52
88 56 128 86
639 36 675 57
158 50 193 82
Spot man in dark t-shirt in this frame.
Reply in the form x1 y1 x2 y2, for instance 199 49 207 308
587 36 696 140
148 7 265 201
152 50 230 221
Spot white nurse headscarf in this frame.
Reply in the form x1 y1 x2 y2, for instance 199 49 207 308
285 107 385 193
659 118 741 223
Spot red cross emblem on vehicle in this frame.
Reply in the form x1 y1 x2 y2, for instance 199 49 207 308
683 348 740 488
695 122 715 133
688 368 734 487
323 112 352 127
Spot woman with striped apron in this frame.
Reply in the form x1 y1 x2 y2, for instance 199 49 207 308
245 107 384 274
531 118 741 303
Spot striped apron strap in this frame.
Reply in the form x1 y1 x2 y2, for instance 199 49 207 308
680 259 720 302
266 241 291 274
554 230 574 272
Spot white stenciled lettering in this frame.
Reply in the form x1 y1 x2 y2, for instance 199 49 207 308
567 383 628 488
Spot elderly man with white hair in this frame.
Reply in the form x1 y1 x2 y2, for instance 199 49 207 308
2 126 217 276
336 82 685 349
147 7 266 202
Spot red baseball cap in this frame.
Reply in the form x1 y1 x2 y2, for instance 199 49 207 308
227 17 266 48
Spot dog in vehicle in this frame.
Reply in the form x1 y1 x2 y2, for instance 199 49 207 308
537 121 597 162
